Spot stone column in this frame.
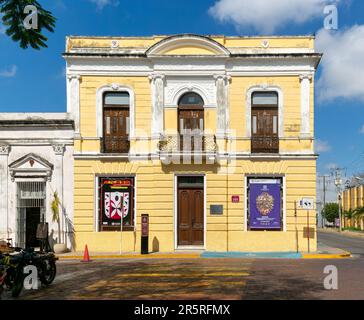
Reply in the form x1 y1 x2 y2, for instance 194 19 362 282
300 74 312 138
149 74 165 138
67 75 81 137
214 74 231 137
0 144 10 239
52 144 65 244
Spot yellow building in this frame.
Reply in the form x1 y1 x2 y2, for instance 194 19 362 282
64 34 322 253
342 185 364 230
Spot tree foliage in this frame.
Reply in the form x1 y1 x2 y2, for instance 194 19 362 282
322 202 339 223
0 0 56 49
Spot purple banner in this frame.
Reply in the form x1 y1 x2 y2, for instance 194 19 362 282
249 180 281 230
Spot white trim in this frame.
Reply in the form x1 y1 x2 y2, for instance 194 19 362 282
246 85 284 138
174 174 206 250
96 84 135 139
283 176 287 232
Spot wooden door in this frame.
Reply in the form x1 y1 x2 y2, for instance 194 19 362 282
178 108 204 151
251 106 279 153
178 185 204 246
103 108 130 153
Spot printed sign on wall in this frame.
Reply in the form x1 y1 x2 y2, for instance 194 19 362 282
100 178 133 228
249 179 281 230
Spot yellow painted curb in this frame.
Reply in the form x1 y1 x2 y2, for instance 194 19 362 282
302 251 351 259
57 254 201 260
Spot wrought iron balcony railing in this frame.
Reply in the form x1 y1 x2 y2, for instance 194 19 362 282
101 136 130 154
251 136 279 154
158 134 217 154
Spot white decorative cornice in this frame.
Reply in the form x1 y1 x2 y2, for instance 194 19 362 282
214 74 231 84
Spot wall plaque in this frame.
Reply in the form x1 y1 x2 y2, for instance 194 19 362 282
210 205 223 215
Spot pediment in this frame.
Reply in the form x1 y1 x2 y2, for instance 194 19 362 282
146 34 231 57
9 153 53 181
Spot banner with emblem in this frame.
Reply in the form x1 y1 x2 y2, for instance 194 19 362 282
249 179 281 230
100 178 133 228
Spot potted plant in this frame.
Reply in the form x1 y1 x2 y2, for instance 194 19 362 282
51 191 68 254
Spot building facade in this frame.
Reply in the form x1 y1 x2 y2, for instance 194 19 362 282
64 34 321 253
0 114 74 250
342 185 364 230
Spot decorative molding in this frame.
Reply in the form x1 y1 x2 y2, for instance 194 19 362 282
0 144 10 155
146 34 231 56
261 40 270 48
96 84 136 138
246 85 284 138
111 40 119 48
52 144 65 155
214 74 231 136
165 76 217 108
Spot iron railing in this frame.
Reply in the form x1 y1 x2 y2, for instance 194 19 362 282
158 134 217 153
251 136 279 154
101 136 130 154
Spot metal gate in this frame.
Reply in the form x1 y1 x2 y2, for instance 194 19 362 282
16 181 46 248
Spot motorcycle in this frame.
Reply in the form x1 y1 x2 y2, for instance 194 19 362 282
0 248 58 298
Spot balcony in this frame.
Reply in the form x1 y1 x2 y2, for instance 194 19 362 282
251 136 279 154
158 134 217 154
101 136 130 154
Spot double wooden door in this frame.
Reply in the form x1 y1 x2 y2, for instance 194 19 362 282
251 106 279 153
177 181 204 246
178 107 204 151
103 107 130 153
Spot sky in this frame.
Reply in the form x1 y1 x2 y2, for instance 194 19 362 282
1 0 364 201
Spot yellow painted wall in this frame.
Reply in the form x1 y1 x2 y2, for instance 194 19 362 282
74 159 316 253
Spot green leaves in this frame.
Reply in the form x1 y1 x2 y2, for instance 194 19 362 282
0 0 56 50
322 203 339 223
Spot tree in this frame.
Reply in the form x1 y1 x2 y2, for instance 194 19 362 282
322 203 339 223
0 0 56 49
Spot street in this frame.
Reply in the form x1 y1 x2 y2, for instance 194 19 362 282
3 230 364 300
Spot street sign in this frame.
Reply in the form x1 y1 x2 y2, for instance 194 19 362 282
300 197 314 210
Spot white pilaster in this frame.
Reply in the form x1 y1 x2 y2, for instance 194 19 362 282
300 74 312 138
0 144 10 239
149 73 165 138
52 144 65 244
67 75 81 137
214 74 231 137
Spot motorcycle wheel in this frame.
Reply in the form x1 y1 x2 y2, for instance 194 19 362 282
39 260 56 285
11 269 24 298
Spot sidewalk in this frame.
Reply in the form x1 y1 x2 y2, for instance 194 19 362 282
57 244 351 260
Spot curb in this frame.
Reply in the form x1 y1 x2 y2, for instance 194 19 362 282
57 253 201 260
201 252 302 259
302 250 352 259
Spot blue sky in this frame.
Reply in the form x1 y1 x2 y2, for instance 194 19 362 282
1 0 364 200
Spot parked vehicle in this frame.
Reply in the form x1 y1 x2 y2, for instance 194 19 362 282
0 247 58 298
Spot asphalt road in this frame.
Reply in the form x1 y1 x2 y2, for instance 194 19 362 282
1 231 363 300
318 230 364 257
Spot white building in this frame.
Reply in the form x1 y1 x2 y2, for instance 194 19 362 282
0 113 74 251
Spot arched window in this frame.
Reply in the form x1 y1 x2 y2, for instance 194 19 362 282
103 92 130 153
251 91 279 153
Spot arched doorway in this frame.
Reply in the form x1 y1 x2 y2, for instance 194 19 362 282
177 92 204 151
